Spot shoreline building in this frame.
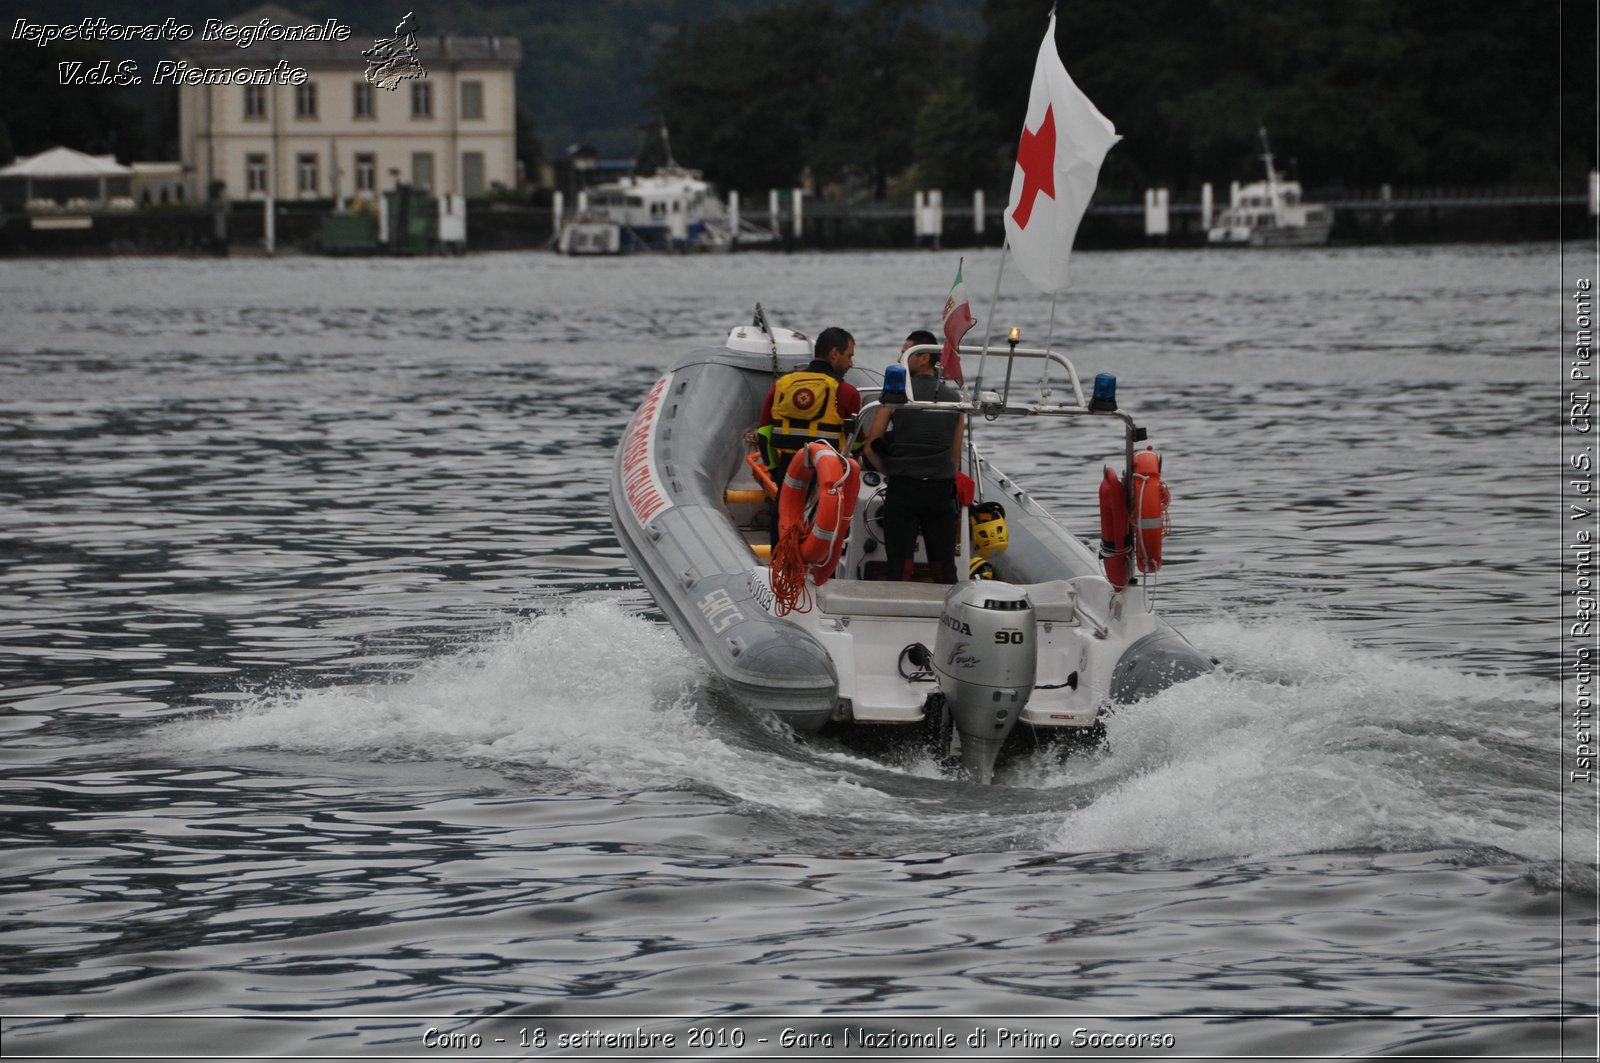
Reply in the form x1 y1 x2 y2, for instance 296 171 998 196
176 4 520 203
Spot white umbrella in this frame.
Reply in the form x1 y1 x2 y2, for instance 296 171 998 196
0 146 132 206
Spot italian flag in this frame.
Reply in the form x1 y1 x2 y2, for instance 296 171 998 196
941 260 975 384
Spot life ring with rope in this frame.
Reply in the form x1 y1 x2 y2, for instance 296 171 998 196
1131 446 1171 574
771 442 860 610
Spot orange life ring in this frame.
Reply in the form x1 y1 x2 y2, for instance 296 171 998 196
1098 464 1132 589
1131 446 1169 573
777 441 860 586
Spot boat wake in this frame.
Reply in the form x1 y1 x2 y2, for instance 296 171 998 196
155 600 908 817
156 603 1575 877
1032 614 1566 867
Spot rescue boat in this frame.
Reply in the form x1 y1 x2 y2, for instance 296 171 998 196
608 310 1213 782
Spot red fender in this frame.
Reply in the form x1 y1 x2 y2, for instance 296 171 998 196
1098 465 1132 589
777 442 860 586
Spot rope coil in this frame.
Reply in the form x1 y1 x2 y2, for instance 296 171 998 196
770 523 812 616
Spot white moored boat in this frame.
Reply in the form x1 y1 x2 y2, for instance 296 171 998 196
557 166 775 255
1207 128 1333 247
609 310 1213 782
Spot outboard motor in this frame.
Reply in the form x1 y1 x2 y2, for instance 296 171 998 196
932 581 1036 783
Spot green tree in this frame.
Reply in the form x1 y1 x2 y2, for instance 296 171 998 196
1397 0 1564 187
0 39 145 163
647 0 841 193
973 0 1572 195
1188 0 1429 186
640 0 1577 200
913 80 1000 193
649 0 983 198
515 103 544 187
811 0 945 199
635 122 671 174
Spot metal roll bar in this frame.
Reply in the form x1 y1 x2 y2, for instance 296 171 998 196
852 342 1145 508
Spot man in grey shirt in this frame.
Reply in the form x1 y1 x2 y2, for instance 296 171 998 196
863 330 965 582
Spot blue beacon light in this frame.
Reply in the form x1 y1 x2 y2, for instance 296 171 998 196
882 364 908 403
1090 372 1118 412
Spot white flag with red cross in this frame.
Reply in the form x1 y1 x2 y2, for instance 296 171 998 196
1003 12 1119 293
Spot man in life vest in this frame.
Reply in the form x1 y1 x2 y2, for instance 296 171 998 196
758 326 862 472
862 329 964 582
757 327 861 547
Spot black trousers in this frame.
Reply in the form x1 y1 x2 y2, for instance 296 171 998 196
883 476 958 583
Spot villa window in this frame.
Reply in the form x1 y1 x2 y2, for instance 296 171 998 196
297 153 319 194
355 153 376 194
462 152 484 195
411 152 434 190
246 153 268 195
461 81 483 120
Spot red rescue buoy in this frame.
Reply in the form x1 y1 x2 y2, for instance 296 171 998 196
1098 465 1132 589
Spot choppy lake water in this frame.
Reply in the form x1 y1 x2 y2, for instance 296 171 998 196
1 245 1594 1059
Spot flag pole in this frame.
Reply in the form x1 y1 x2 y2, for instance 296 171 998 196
973 239 1009 395
1039 287 1059 398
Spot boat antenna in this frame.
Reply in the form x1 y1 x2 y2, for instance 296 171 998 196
1258 125 1281 204
661 121 678 170
753 302 780 373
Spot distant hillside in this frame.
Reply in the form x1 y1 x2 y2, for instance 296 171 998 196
0 0 1584 199
382 0 981 156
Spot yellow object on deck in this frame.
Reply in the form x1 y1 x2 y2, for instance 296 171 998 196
724 489 768 505
750 543 772 560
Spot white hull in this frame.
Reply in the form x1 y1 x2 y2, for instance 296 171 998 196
1208 216 1333 247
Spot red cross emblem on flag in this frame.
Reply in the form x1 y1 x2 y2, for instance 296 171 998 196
1011 106 1056 229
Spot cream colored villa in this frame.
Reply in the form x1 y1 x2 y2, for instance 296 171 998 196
176 5 520 202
